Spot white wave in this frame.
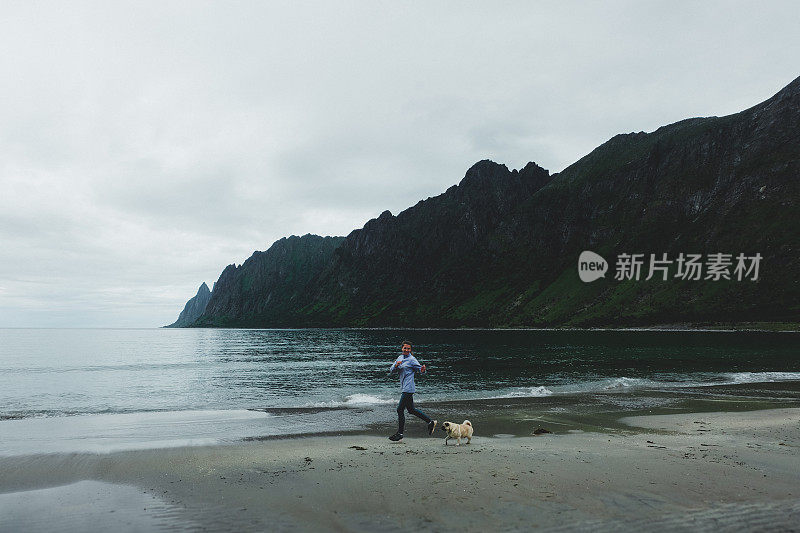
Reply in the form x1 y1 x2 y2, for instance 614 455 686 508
602 377 651 390
723 372 800 384
343 393 396 406
566 372 800 393
492 386 554 399
285 371 800 410
300 393 396 408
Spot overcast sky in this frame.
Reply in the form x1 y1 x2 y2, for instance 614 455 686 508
1 1 798 328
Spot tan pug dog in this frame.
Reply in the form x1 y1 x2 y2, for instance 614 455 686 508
441 420 473 446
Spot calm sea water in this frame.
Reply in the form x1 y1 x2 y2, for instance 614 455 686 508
1 328 798 455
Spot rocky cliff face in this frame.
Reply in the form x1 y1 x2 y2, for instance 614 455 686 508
298 160 554 325
192 234 345 327
166 282 212 327
181 75 800 327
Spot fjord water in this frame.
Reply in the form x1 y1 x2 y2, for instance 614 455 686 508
1 328 798 455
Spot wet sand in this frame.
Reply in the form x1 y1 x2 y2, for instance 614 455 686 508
1 408 798 532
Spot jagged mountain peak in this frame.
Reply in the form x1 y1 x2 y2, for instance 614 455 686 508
165 281 213 328
462 158 508 177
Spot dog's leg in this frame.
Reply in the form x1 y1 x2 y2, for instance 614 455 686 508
444 436 448 446
456 437 461 446
467 436 471 444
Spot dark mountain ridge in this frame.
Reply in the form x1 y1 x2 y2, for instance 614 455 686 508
172 76 799 328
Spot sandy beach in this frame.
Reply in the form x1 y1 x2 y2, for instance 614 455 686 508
1 407 798 532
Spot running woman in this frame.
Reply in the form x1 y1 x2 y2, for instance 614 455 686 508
388 341 436 441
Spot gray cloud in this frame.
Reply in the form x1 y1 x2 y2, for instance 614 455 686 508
0 1 798 326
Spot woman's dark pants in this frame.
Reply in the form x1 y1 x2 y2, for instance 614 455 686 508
396 392 431 433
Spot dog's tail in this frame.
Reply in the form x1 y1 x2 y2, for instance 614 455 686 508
463 420 472 426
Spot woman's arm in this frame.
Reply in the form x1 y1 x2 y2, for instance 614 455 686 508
409 356 425 373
